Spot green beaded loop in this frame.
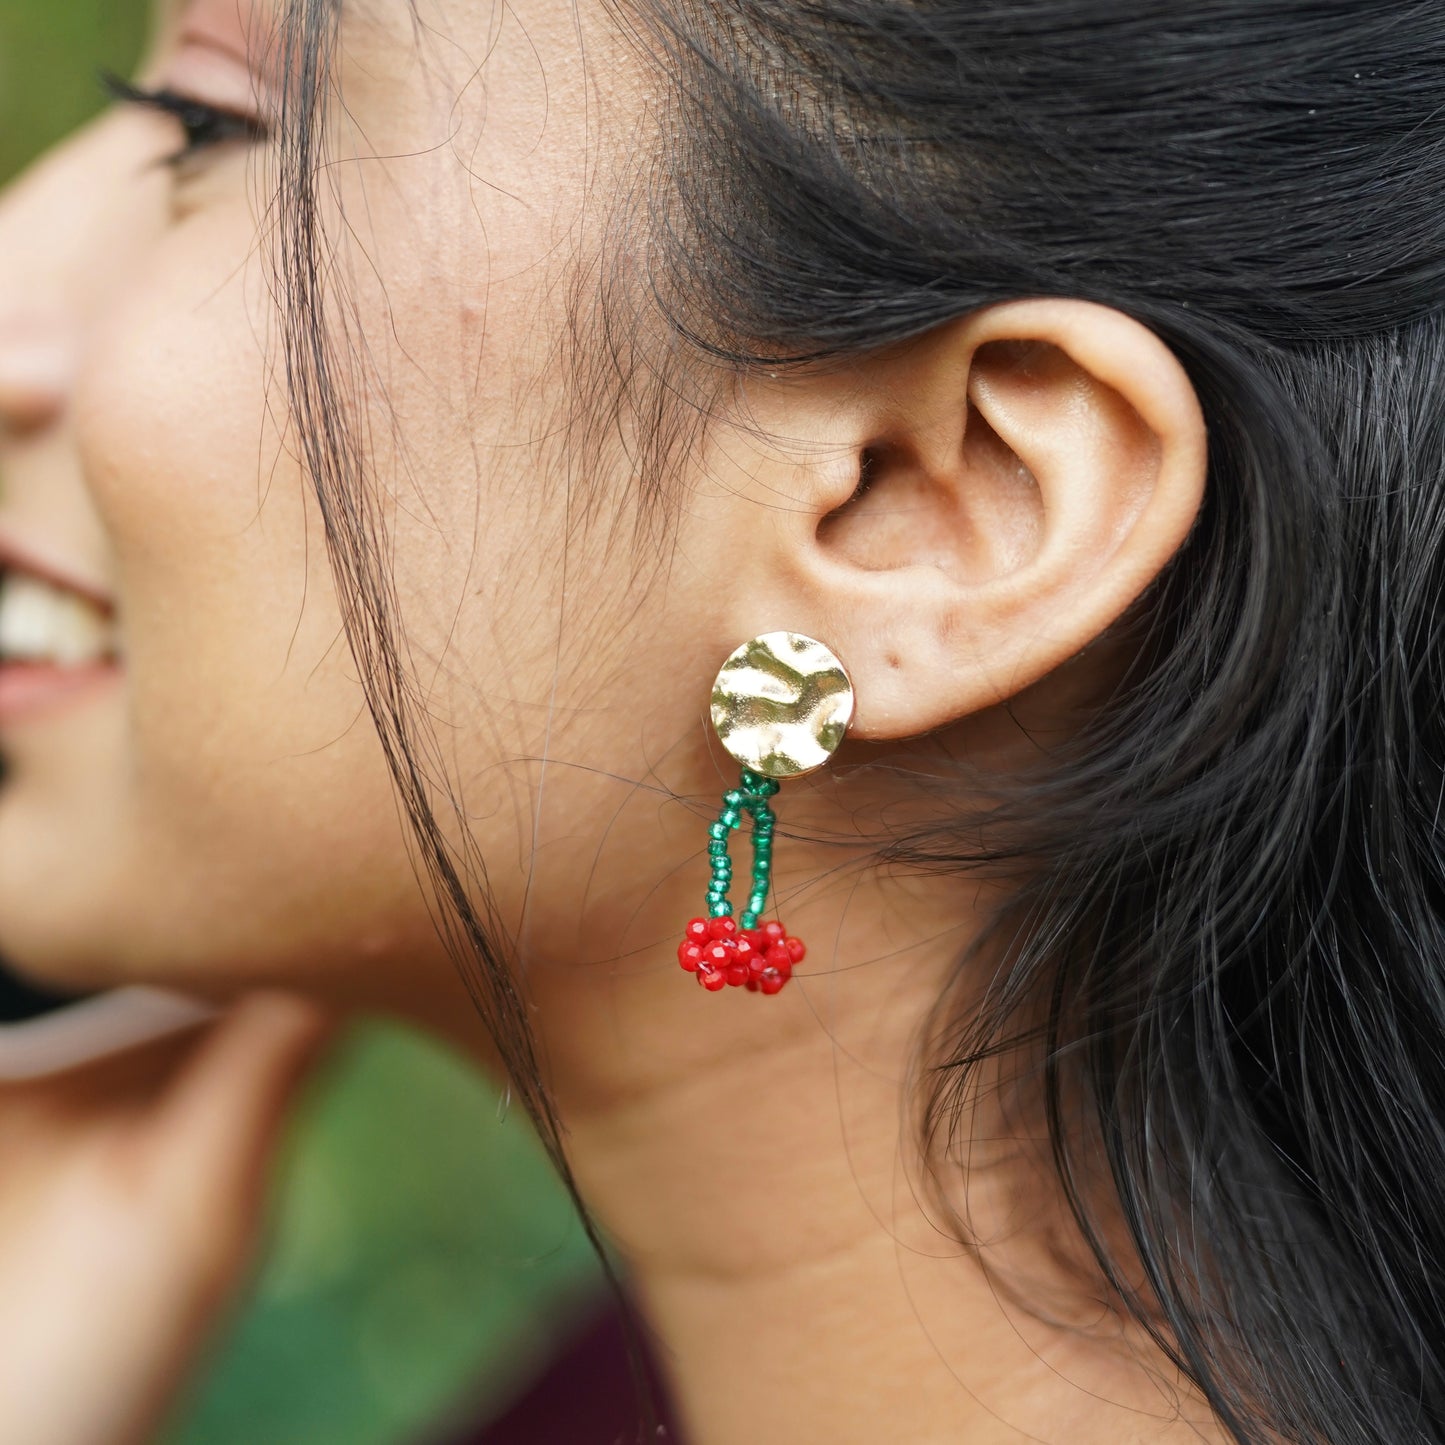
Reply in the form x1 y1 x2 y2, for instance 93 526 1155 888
701 766 782 930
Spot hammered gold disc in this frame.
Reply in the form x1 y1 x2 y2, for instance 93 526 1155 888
710 632 855 779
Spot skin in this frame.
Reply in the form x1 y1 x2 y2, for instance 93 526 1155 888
0 1 1231 1442
0 997 334 1445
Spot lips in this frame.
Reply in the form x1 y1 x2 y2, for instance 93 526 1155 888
0 530 120 725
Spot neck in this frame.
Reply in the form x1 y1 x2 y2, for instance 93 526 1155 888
520 868 1226 1445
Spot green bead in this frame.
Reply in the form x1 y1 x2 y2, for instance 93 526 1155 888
708 822 728 840
709 902 733 918
708 839 728 854
721 812 741 830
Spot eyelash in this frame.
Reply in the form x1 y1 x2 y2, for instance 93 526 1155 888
100 70 267 168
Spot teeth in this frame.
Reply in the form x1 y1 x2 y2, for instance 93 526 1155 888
0 573 118 667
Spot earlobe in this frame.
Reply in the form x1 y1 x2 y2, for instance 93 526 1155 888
739 300 1208 742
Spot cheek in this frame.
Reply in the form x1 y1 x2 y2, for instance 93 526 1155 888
0 196 436 993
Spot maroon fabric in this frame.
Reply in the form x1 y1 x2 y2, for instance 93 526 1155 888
453 1300 686 1445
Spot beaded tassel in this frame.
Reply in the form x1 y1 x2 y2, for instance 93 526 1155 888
675 767 806 994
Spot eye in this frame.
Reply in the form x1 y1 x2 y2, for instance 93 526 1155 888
100 70 267 168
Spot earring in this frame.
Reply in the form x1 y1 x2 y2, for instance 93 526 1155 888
676 631 855 994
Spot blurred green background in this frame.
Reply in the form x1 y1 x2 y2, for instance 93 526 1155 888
0 6 606 1443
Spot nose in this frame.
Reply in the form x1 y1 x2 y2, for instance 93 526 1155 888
0 316 76 433
0 109 163 438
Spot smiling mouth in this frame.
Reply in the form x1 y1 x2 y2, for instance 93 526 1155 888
0 567 122 725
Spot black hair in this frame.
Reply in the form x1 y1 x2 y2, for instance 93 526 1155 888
270 3 1445 1441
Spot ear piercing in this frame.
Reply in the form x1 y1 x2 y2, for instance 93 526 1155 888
675 632 854 994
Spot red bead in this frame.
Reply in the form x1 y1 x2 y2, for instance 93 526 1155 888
680 921 792 994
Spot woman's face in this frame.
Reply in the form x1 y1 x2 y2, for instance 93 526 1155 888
0 0 716 1022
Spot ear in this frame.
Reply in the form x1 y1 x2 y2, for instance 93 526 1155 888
714 299 1208 740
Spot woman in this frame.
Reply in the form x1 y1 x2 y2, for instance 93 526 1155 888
0 2 1439 1442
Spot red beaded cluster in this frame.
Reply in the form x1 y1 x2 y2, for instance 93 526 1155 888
676 915 805 994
